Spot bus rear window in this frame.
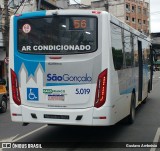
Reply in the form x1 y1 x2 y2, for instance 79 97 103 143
18 16 97 54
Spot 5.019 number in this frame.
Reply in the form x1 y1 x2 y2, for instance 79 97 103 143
75 88 90 95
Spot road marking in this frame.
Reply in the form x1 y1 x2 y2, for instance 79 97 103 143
0 135 19 150
0 125 47 142
0 125 47 150
150 127 160 151
12 125 48 142
0 135 19 142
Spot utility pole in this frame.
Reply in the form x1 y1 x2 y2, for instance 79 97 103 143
104 0 109 11
38 0 42 10
3 0 9 57
2 0 9 89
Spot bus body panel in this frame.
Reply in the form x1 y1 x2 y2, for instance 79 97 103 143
10 10 105 110
10 103 117 126
9 10 151 126
17 54 101 109
108 14 150 121
10 103 22 122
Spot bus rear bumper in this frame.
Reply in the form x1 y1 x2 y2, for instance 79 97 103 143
10 104 116 126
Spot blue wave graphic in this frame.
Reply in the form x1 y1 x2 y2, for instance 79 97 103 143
13 11 46 76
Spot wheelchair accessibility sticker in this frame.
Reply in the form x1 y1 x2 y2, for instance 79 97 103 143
27 88 39 101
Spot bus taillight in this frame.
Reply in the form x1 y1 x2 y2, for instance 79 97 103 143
11 69 21 105
94 69 107 108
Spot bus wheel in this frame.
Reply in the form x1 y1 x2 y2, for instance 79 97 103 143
148 80 151 93
128 93 136 124
142 98 147 104
0 97 7 113
143 82 150 104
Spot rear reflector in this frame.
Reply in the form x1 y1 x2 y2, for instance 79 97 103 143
11 69 21 106
12 113 22 116
92 11 101 14
93 116 107 119
15 14 22 17
99 116 107 119
49 56 62 59
94 69 107 108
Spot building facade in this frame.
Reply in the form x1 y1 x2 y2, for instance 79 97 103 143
0 2 6 80
39 0 69 9
108 0 150 36
151 32 160 60
11 0 149 37
68 0 150 36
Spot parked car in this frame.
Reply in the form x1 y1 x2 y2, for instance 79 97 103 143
155 67 160 71
0 79 7 113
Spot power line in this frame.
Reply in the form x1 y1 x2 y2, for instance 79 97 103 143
151 13 160 16
14 0 26 14
21 0 27 13
73 0 90 7
150 11 160 14
1 0 14 15
1 0 29 15
150 11 160 16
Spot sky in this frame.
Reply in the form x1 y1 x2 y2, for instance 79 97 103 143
150 0 160 33
70 0 80 5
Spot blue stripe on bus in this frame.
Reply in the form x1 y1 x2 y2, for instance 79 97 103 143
13 11 46 77
120 87 135 95
46 83 84 86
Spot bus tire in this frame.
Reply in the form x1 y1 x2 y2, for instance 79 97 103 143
128 93 136 124
148 80 150 93
142 98 147 104
0 97 7 113
143 81 150 104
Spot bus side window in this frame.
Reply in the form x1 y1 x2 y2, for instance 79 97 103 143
124 30 133 68
111 23 124 70
112 47 123 70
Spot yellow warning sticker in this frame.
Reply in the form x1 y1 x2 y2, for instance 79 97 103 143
0 85 6 94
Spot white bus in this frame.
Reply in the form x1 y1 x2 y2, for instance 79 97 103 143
9 10 153 126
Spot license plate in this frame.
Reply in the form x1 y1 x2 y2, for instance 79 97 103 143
44 114 69 119
48 94 65 101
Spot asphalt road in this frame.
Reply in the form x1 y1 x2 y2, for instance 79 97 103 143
1 71 160 151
